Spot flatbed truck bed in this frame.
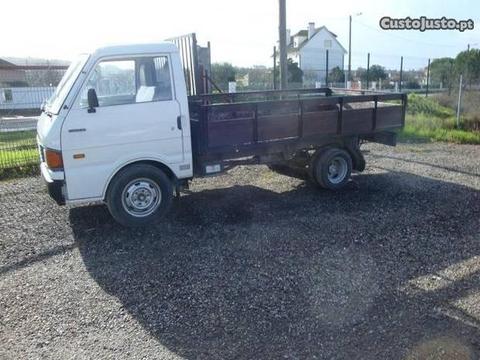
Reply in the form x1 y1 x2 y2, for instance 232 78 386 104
188 87 406 176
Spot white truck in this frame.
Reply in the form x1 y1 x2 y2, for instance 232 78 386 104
37 42 406 226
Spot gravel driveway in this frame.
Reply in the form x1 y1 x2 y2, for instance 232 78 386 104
1 141 479 359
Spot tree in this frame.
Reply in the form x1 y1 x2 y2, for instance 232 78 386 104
211 62 236 90
402 71 421 90
274 59 303 85
430 57 454 88
329 67 345 83
405 80 421 89
455 49 480 87
360 64 387 82
287 59 303 83
354 67 366 82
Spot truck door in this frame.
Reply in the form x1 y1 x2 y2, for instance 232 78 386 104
61 55 184 201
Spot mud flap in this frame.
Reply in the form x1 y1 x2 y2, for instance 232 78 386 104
344 137 366 172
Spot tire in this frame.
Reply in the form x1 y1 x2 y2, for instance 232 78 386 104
106 164 173 226
311 147 352 190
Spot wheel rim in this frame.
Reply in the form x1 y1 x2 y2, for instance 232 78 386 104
121 178 161 217
327 156 348 184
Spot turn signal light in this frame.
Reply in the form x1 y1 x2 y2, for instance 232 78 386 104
45 148 64 170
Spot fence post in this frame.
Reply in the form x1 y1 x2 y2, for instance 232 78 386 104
456 74 463 128
448 61 453 96
426 58 430 97
273 46 277 90
399 56 403 92
325 50 329 87
366 53 370 90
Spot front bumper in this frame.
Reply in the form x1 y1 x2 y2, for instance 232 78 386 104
40 163 65 205
45 179 65 205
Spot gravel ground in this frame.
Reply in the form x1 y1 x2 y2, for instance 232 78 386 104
1 141 479 359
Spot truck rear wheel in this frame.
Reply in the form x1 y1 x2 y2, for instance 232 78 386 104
312 147 352 190
106 164 173 227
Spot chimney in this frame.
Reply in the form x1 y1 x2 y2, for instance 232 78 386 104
286 29 291 45
308 22 315 39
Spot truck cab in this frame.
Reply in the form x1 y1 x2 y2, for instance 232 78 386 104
37 43 193 225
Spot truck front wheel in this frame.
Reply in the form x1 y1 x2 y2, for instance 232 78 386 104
106 164 173 226
311 147 352 190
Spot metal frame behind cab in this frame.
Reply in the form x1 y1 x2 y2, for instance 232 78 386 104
167 33 209 96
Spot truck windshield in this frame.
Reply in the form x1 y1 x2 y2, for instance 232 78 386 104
45 54 89 115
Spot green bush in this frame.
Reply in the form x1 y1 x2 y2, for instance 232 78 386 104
401 94 480 144
407 93 453 118
436 91 480 132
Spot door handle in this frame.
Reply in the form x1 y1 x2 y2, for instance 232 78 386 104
177 116 182 130
68 128 86 133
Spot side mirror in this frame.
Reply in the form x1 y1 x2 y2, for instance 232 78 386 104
87 88 99 113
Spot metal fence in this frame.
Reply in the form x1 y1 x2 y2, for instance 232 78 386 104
0 63 67 178
234 50 464 94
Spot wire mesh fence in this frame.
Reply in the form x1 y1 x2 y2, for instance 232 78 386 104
231 50 466 94
0 62 67 178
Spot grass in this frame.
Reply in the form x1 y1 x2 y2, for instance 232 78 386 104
0 164 39 180
400 93 480 144
0 130 39 180
0 147 38 165
0 130 37 144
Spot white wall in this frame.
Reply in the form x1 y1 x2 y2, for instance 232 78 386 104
0 87 54 110
0 69 26 83
298 29 345 84
293 35 307 48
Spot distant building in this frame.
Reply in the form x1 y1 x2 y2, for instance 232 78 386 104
0 57 69 87
0 59 27 87
0 57 69 111
285 22 347 85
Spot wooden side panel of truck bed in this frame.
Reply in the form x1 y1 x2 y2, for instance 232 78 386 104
189 89 407 161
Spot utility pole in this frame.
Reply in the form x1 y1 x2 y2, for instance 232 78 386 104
366 53 370 90
325 50 329 86
273 46 277 89
347 13 361 87
426 58 430 97
456 74 463 128
348 15 352 84
399 56 403 92
278 0 288 90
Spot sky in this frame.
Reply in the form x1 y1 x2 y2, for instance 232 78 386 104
1 0 479 70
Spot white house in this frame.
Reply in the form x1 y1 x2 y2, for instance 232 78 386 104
286 22 347 86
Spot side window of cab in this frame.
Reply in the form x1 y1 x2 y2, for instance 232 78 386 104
78 56 173 108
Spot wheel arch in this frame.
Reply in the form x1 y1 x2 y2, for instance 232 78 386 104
103 159 177 201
